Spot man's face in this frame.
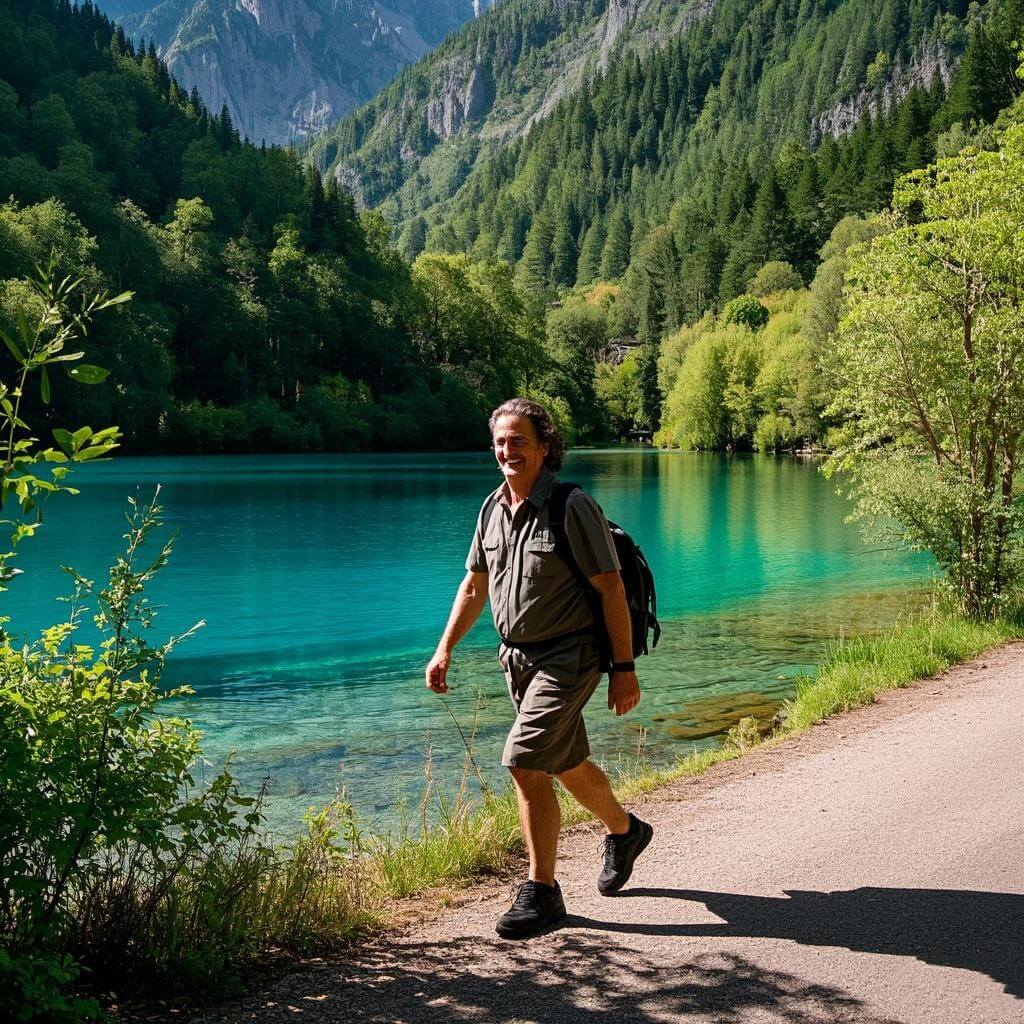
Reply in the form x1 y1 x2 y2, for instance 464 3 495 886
492 414 549 487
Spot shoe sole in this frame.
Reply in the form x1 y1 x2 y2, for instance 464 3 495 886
598 820 654 895
495 907 567 940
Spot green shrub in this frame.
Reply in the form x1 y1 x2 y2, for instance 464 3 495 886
721 294 769 330
754 412 797 452
747 261 803 296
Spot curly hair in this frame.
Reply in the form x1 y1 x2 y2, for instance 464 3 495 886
488 397 565 471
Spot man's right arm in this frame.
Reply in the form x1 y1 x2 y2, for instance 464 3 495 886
425 570 489 694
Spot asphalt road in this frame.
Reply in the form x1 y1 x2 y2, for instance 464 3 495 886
197 643 1024 1024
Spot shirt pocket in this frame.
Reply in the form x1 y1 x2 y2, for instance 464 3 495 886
483 536 503 574
522 538 559 577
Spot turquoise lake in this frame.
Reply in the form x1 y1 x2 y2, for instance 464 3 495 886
11 450 932 834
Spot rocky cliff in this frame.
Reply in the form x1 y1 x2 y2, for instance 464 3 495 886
95 0 496 145
811 34 957 143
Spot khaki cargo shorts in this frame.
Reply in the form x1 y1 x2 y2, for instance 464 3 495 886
498 631 604 775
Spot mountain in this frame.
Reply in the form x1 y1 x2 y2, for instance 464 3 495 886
92 0 497 145
311 0 1008 272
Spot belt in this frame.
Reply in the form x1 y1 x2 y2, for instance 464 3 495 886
498 625 598 651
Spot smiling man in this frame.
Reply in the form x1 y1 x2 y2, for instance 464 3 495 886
425 397 652 939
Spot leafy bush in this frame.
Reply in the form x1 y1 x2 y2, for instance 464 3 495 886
721 294 769 330
0 265 380 1019
747 261 803 297
753 412 797 453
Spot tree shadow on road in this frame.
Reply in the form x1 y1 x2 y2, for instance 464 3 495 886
198 935 900 1023
580 886 1024 998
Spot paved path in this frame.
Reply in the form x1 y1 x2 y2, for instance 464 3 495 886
199 644 1024 1024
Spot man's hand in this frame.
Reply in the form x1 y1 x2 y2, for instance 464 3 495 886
608 670 640 716
425 649 451 694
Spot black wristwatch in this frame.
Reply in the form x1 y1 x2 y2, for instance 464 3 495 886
610 660 636 673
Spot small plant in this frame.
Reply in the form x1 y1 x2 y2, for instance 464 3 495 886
0 257 129 590
723 715 762 752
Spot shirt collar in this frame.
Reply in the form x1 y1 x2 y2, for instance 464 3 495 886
496 464 557 509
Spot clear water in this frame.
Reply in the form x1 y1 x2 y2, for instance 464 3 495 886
11 450 932 834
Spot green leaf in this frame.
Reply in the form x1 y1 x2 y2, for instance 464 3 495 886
97 290 134 309
0 326 25 363
77 443 118 461
67 364 109 384
16 308 34 352
40 364 50 405
71 426 93 449
53 428 74 453
48 351 85 363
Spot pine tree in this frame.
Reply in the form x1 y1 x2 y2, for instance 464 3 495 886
746 167 796 270
306 167 328 250
600 205 631 280
576 219 606 285
550 215 578 286
789 157 824 273
516 210 554 294
218 104 238 150
635 225 681 342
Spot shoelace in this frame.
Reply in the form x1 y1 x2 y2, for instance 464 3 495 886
602 833 625 871
510 880 540 909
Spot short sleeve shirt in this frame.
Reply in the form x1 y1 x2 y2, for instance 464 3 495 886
465 466 621 643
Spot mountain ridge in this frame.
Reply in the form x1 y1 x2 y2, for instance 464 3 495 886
93 0 497 144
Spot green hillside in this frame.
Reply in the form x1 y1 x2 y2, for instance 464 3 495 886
0 0 546 453
313 0 1000 244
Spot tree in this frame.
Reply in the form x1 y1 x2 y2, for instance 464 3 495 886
576 219 605 285
599 205 631 280
550 214 578 286
824 126 1024 618
515 210 554 295
722 294 769 330
748 260 803 296
544 298 606 436
633 225 681 342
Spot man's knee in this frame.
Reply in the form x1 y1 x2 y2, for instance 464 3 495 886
508 764 550 791
557 757 595 783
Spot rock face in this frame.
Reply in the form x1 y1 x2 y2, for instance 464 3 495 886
95 0 496 145
811 35 956 143
424 56 494 139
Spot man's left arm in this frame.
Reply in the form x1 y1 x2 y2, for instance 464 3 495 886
588 572 640 716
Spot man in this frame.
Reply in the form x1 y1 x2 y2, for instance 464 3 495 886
425 397 653 940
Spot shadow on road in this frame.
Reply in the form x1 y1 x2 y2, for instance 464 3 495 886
571 886 1024 998
200 938 899 1023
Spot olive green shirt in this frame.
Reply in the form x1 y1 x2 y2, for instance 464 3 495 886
465 466 620 643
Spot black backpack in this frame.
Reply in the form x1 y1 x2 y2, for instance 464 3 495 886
549 481 660 669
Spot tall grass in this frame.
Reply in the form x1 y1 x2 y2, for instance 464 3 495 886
782 606 1022 733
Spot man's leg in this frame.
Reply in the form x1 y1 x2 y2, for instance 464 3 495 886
509 765 561 886
558 758 631 834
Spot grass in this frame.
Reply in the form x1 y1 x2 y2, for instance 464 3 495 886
782 606 1023 733
101 604 1024 1010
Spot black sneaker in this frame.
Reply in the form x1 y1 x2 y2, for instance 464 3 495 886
597 812 653 895
495 879 566 939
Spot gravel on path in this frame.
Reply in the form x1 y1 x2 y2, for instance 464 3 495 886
195 643 1024 1024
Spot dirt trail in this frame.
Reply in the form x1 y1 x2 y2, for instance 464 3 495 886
197 644 1024 1024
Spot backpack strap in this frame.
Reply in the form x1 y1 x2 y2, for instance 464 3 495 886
549 481 610 663
478 489 501 542
548 482 585 583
